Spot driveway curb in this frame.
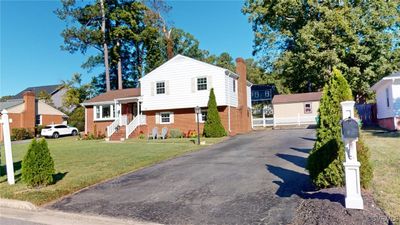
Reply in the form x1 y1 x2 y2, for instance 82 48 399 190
0 198 37 210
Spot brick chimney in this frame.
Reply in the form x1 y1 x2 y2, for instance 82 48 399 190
21 91 36 130
235 58 251 133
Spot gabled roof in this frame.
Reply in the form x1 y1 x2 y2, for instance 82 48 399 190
371 71 400 90
11 84 63 100
272 92 322 104
0 99 24 111
83 88 141 105
139 54 253 86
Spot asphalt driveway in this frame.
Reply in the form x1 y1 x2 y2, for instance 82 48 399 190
50 129 316 224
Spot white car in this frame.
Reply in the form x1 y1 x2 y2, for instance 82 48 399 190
41 124 79 138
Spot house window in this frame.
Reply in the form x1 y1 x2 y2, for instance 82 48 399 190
160 112 171 124
35 115 42 125
94 104 115 120
197 77 207 91
386 88 390 107
304 103 312 114
195 110 208 123
156 82 165 94
233 79 236 92
255 91 259 98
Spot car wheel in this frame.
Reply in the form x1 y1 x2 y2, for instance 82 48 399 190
71 130 78 136
53 132 59 139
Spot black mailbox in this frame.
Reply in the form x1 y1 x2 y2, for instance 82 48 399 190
341 118 359 139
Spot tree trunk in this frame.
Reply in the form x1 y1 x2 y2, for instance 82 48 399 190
100 0 110 92
117 40 122 89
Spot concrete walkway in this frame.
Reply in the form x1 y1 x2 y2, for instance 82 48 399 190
50 129 316 224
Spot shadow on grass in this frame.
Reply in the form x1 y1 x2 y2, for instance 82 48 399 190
0 161 22 183
53 172 68 184
362 126 400 138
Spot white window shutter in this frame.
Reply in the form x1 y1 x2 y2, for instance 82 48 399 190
170 112 174 123
191 78 196 93
166 80 170 95
151 82 155 96
208 76 212 90
155 112 160 124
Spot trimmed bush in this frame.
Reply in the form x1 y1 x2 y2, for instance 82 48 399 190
22 138 55 187
11 128 34 141
68 106 84 131
170 129 183 138
357 138 373 189
203 88 226 137
307 68 353 188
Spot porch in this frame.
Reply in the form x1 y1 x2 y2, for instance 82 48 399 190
107 97 146 140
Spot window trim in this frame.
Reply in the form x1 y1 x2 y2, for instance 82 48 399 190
197 77 208 91
160 112 172 124
93 104 115 121
195 110 208 123
35 115 42 125
304 102 313 114
156 81 166 95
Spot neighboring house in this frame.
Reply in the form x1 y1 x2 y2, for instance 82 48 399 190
11 84 70 111
251 84 276 104
272 92 322 127
371 72 400 131
82 54 253 140
0 91 67 141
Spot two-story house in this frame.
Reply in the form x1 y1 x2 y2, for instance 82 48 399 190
82 55 253 140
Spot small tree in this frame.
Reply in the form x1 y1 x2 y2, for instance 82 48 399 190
22 138 55 187
306 68 353 188
203 88 226 137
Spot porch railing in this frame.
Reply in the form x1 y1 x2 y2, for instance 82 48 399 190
107 118 120 137
126 115 147 139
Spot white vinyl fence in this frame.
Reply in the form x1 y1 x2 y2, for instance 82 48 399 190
253 114 318 128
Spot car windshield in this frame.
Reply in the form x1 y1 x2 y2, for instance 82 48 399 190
44 126 52 129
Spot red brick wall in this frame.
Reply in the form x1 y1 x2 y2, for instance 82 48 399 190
21 91 36 130
235 58 252 134
85 106 113 136
378 117 400 131
41 114 64 126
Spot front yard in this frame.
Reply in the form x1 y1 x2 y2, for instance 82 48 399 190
0 137 224 205
363 129 400 223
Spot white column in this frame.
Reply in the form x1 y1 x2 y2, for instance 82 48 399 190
1 110 15 185
341 101 363 209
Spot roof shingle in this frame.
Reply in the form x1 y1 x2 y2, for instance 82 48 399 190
83 88 141 104
272 92 322 104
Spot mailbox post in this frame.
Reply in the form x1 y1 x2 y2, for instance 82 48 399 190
1 110 15 185
340 101 363 209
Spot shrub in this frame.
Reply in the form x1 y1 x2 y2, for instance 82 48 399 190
170 129 183 138
35 125 44 137
357 138 373 189
11 128 34 141
307 68 353 188
22 138 55 187
203 88 226 137
67 106 84 131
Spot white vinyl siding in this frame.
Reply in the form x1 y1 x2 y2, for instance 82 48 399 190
375 81 400 119
140 55 232 111
225 76 238 107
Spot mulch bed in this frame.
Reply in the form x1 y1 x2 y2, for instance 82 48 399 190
291 187 393 225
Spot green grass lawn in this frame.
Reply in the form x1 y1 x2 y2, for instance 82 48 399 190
362 129 400 223
0 136 224 205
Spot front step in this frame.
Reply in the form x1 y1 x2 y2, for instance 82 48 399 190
109 126 126 141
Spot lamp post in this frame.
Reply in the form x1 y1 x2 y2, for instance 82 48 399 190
194 106 201 145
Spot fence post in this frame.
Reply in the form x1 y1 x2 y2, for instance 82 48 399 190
1 110 15 185
297 113 300 126
262 109 266 127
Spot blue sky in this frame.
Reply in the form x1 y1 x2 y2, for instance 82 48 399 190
0 0 254 97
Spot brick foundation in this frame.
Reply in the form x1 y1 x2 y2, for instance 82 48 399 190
378 117 400 131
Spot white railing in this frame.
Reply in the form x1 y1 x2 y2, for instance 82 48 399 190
126 115 147 138
252 117 274 127
107 118 120 137
273 115 317 127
